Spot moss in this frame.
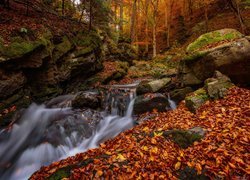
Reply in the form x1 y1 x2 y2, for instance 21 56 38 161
53 36 72 61
179 167 209 180
163 129 203 149
184 51 208 62
0 40 43 60
74 46 94 57
187 29 243 52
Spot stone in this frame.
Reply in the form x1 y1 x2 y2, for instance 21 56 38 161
133 93 169 115
170 87 193 103
204 71 233 99
72 91 101 110
188 127 206 137
162 128 203 149
136 78 171 95
186 28 243 53
184 29 250 85
185 88 209 113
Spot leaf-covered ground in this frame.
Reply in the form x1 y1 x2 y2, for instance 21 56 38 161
31 87 250 179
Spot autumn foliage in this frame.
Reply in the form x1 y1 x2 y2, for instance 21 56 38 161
31 86 250 179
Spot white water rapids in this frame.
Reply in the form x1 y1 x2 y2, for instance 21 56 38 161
0 84 176 180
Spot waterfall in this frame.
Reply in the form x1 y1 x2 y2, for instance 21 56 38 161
168 93 177 110
0 85 137 180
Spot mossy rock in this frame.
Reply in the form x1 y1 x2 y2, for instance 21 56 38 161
185 88 209 113
186 29 243 53
163 129 203 149
0 40 44 61
179 167 209 180
52 36 73 61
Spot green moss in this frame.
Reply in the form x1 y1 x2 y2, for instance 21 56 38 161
187 29 243 52
0 41 42 60
163 129 203 149
53 36 72 61
184 51 208 62
74 46 94 57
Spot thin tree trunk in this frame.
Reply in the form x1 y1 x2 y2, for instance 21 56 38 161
119 0 124 34
62 0 65 15
130 0 137 43
89 0 93 31
167 0 174 48
144 0 149 56
204 5 209 32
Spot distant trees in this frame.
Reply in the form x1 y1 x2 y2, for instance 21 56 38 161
0 0 9 8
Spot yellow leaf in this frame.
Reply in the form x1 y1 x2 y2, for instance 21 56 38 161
105 151 112 155
174 162 181 170
143 127 150 132
142 146 148 151
117 154 126 161
153 131 163 137
151 147 158 154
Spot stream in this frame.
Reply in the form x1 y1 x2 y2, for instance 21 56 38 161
0 84 176 180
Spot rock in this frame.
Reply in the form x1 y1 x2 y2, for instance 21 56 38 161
133 93 169 115
72 91 101 110
185 88 209 113
52 36 73 62
162 128 203 149
170 87 193 103
184 29 250 85
188 127 206 137
186 28 243 52
204 71 233 99
0 70 26 99
136 78 171 95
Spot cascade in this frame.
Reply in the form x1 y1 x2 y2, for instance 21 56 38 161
0 84 137 180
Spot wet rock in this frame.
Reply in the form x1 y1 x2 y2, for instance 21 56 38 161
136 78 171 95
133 93 169 115
169 87 193 103
185 88 209 113
72 91 101 110
43 109 103 146
204 71 233 99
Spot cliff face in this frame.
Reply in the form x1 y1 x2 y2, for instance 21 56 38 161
0 30 104 126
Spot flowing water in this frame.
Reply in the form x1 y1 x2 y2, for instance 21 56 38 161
0 84 175 180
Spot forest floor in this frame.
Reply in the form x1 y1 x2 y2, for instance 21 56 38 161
31 86 250 179
0 3 85 44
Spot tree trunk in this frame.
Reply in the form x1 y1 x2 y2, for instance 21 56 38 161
119 0 124 34
228 0 246 34
130 0 137 43
204 4 209 32
62 0 65 15
89 0 93 31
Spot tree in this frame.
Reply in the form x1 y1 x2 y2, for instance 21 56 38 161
151 0 159 58
227 0 246 34
130 0 137 43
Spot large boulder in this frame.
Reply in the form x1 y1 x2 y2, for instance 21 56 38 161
136 78 171 95
133 93 169 115
184 29 250 85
